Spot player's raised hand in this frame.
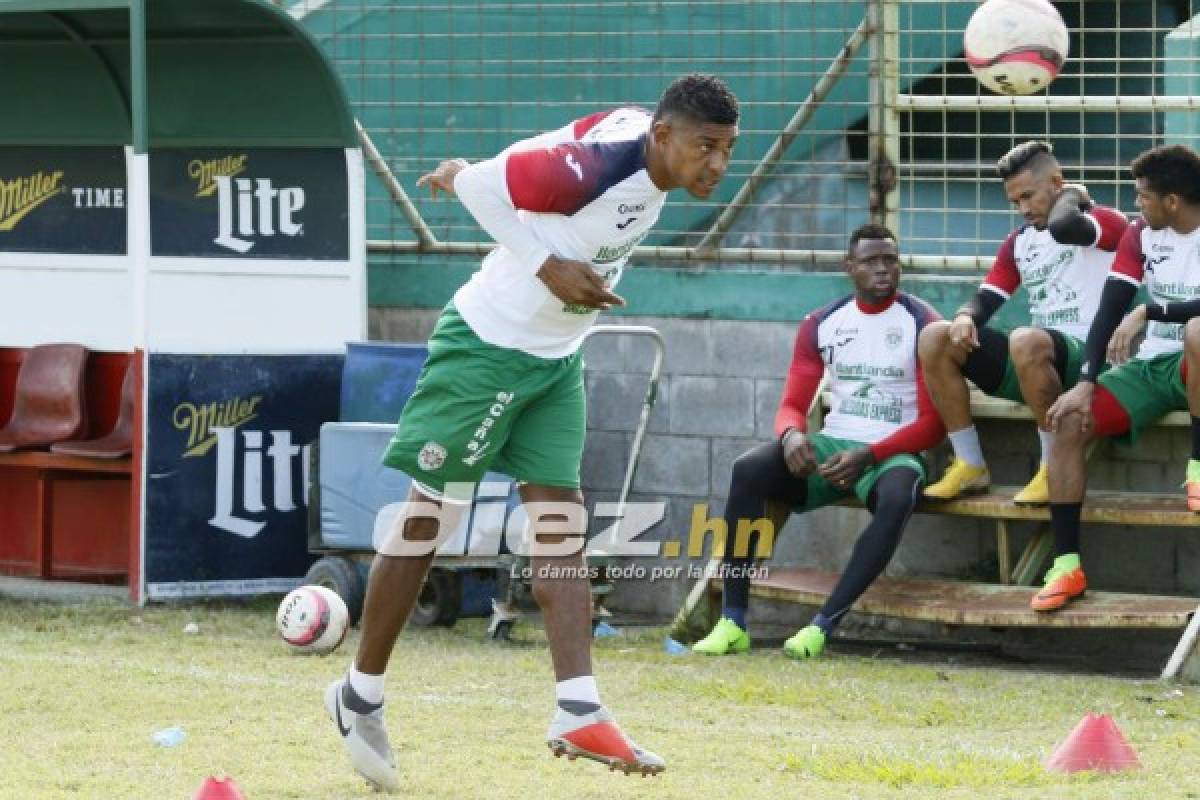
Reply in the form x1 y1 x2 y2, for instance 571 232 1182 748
1107 304 1147 365
537 255 626 311
949 313 980 351
416 158 469 198
781 430 819 478
1046 381 1095 434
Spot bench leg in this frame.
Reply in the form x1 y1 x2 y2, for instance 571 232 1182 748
996 520 1011 585
35 470 52 578
1011 523 1053 586
1163 606 1200 683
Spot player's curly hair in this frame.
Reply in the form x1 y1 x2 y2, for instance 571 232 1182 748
996 140 1057 180
653 74 739 125
1132 145 1200 204
846 222 897 259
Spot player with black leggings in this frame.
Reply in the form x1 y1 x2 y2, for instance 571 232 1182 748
692 223 945 659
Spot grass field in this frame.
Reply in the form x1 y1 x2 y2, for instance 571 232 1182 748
2 598 1198 799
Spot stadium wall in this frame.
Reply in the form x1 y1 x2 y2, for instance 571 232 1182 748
370 285 1200 621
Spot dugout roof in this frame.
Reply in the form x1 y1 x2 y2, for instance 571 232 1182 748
0 0 357 149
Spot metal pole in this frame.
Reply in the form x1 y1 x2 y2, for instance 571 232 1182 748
129 0 148 155
366 239 992 270
868 0 900 230
895 94 1200 113
356 120 439 250
695 17 873 253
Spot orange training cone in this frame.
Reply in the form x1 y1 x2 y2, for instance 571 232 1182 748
192 775 247 800
1045 713 1141 774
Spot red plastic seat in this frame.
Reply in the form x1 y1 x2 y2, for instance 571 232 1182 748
51 361 135 459
0 344 88 453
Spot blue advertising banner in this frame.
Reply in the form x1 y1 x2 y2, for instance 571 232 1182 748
144 353 343 599
0 147 127 254
149 148 348 260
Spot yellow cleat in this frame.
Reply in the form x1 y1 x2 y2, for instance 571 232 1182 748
923 458 990 500
1013 463 1050 506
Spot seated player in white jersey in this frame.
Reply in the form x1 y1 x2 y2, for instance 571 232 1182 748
322 75 739 790
919 141 1128 504
1040 145 1200 611
692 224 945 659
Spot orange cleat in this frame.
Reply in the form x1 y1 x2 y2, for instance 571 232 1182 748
547 705 665 776
1031 562 1087 612
1187 481 1200 513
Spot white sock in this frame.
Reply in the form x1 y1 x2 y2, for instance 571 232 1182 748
556 675 601 706
947 426 985 468
1037 429 1055 465
349 665 385 705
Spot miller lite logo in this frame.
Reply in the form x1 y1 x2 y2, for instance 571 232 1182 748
173 394 310 538
213 175 306 254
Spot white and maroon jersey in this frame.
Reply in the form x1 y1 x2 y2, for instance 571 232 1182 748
451 108 666 358
775 293 944 461
1109 217 1200 360
980 205 1127 341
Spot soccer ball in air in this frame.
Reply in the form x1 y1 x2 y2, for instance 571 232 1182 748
276 585 350 655
964 0 1069 95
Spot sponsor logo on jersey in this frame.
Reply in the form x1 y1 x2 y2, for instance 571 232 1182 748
593 232 645 265
885 327 903 349
840 382 903 424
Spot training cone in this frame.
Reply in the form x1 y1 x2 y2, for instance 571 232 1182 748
192 776 247 800
1045 713 1141 774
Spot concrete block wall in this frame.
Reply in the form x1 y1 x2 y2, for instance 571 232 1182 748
369 307 1200 623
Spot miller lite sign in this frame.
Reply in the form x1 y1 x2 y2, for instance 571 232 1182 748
144 353 343 599
0 147 127 254
149 148 348 260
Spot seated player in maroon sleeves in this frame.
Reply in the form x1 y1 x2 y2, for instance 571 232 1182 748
693 223 946 659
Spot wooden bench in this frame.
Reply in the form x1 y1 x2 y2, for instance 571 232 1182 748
0 349 134 581
673 389 1200 682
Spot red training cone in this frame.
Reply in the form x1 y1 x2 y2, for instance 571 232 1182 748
1045 713 1141 774
192 775 247 800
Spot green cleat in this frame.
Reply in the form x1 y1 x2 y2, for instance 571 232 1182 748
783 625 826 660
691 617 751 656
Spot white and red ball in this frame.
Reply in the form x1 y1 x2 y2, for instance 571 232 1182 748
276 585 349 655
964 0 1069 96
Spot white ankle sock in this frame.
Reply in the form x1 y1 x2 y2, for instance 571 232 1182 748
1037 429 1055 465
948 426 985 468
555 675 600 706
349 665 385 705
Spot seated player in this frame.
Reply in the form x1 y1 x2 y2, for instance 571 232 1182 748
692 223 945 659
1041 145 1200 611
919 141 1127 504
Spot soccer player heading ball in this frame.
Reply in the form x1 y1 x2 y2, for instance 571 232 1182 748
325 74 739 790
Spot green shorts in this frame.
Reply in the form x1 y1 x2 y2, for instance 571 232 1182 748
992 330 1086 403
795 433 928 512
1096 350 1186 445
381 304 586 493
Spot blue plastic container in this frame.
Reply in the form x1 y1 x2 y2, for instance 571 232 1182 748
340 342 428 424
